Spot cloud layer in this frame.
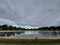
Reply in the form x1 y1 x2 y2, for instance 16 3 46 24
0 0 60 27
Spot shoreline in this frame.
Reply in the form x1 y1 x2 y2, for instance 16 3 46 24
0 36 59 39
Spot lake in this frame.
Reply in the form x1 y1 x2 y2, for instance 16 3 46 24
0 30 60 37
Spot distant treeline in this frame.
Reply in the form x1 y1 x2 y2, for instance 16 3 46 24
0 24 60 30
0 24 25 30
38 26 60 30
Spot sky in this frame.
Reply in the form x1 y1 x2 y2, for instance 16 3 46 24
0 0 60 28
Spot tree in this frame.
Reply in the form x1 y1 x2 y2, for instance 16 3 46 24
1 24 8 30
8 25 14 30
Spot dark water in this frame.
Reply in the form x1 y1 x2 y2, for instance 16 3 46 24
0 31 60 37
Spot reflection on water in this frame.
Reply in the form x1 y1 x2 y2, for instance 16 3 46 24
15 31 58 37
0 31 60 37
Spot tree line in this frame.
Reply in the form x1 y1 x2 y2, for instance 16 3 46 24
38 26 60 30
0 24 25 30
0 24 60 30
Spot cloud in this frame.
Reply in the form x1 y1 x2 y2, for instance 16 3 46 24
0 18 17 26
0 0 60 27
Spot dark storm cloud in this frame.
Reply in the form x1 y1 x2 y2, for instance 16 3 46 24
0 0 60 27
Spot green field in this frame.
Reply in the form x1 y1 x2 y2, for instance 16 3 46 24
0 38 59 45
0 43 58 45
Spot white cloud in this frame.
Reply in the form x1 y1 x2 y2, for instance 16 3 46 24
0 18 17 25
0 0 60 27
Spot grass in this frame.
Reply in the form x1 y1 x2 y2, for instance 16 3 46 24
0 43 58 45
0 38 59 45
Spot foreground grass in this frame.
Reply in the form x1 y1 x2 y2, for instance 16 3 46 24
0 43 58 45
0 38 59 45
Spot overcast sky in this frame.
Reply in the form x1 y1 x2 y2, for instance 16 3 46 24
0 0 60 27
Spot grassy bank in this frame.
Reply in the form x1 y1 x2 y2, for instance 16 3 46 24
0 38 59 45
0 43 58 45
0 39 58 43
